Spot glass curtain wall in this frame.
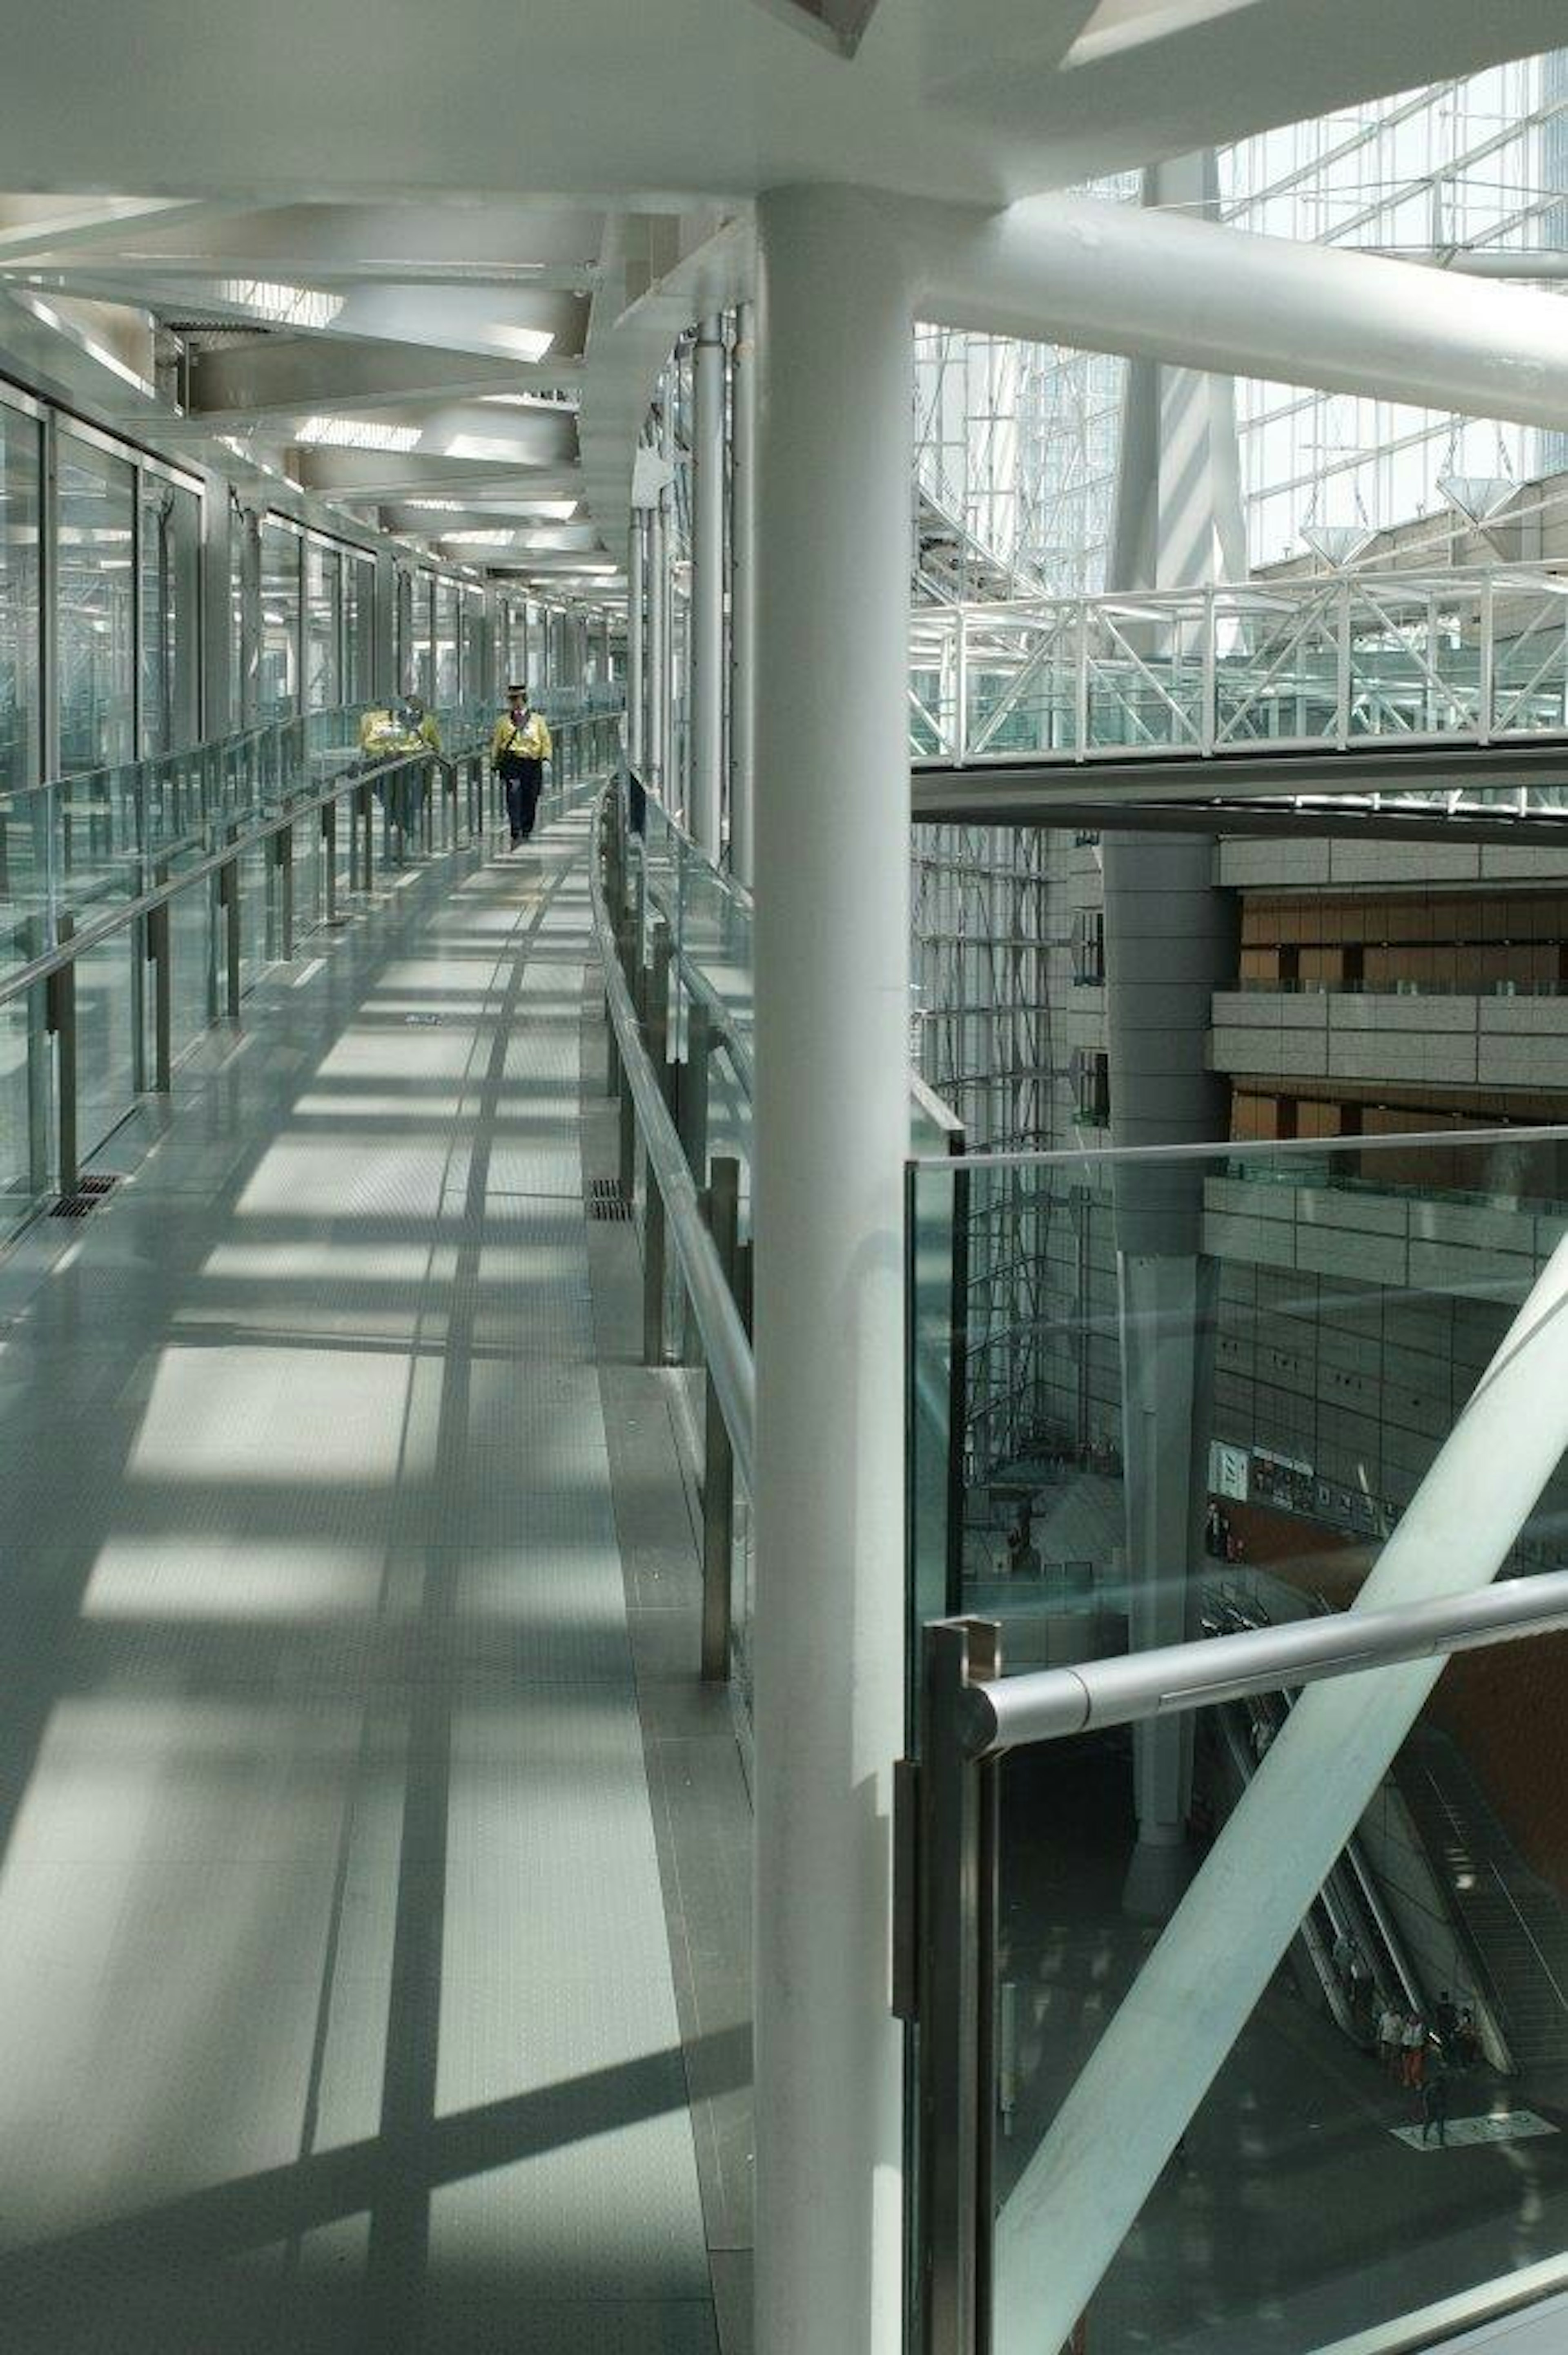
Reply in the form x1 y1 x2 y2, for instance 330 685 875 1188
433 575 458 705
0 396 41 799
305 538 342 710
345 551 374 702
410 571 434 700
259 516 301 719
138 471 200 758
459 587 483 707
56 430 136 776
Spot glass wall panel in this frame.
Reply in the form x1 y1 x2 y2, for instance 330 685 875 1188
410 571 433 700
459 589 483 708
433 575 458 704
345 552 375 702
57 430 135 777
259 517 301 719
0 398 41 800
139 473 200 758
305 540 342 710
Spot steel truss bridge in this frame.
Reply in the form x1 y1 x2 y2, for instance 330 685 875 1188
909 566 1568 839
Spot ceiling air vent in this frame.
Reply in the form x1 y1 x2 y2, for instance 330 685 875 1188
752 0 882 58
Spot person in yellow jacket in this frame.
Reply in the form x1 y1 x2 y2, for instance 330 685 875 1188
491 682 552 847
359 691 441 841
358 691 441 763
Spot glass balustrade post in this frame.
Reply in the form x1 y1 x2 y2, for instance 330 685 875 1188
46 914 78 1198
221 831 241 1017
276 821 294 962
359 780 374 894
323 798 338 923
701 1153 741 1681
26 916 51 1200
675 996 713 1364
642 921 674 1365
147 863 172 1093
907 1616 1002 2355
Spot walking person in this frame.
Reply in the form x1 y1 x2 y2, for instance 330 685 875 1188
1377 2000 1402 2078
1420 2059 1449 2148
1401 2011 1426 2089
491 682 552 847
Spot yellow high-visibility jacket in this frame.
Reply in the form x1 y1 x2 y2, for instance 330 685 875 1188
359 705 441 758
491 709 551 766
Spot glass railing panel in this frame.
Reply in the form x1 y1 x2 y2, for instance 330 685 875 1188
984 1653 1568 2354
74 922 139 1164
0 981 42 1210
0 785 53 972
169 872 214 1064
907 1126 1568 1737
54 761 141 942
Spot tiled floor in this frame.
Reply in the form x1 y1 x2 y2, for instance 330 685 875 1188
0 817 729 2353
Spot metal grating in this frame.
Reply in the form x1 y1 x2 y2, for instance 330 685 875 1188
587 1177 633 1223
49 1173 122 1219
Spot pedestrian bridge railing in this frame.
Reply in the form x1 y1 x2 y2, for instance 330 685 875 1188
900 1127 1568 2355
0 701 621 1231
910 568 1568 816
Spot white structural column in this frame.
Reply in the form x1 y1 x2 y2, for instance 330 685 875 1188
627 511 645 773
753 186 913 2355
729 301 757 886
1102 151 1243 1918
994 1231 1568 2349
692 314 726 854
648 486 669 800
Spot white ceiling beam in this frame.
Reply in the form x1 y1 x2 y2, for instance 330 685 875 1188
0 196 247 262
184 333 580 420
290 448 581 498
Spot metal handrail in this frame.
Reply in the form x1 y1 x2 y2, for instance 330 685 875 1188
589 787 756 1497
0 745 444 1013
0 709 618 1014
910 1117 1568 1175
1311 2255 1568 2355
962 1563 1568 1758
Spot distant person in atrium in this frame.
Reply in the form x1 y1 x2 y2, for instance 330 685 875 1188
491 681 552 847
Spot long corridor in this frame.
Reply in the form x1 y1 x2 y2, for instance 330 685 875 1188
0 814 738 2354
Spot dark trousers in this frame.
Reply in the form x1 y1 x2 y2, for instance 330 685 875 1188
503 758 543 841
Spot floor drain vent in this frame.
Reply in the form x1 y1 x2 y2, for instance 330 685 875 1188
404 1012 443 1027
51 1173 121 1218
587 1178 633 1222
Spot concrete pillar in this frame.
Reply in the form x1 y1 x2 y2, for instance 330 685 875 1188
1102 149 1243 1918
730 301 757 886
692 314 726 855
628 513 646 773
753 185 911 2355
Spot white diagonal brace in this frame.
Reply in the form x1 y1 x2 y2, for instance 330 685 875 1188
994 1229 1568 2353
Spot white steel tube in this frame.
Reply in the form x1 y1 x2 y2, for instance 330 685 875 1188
648 490 668 799
729 301 757 886
993 1230 1568 2352
627 511 645 774
753 185 913 2355
692 314 726 855
897 188 1568 432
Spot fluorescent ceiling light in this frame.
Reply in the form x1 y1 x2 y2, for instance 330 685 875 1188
296 417 422 452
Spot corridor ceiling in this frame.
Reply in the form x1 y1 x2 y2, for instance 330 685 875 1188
0 0 1562 600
